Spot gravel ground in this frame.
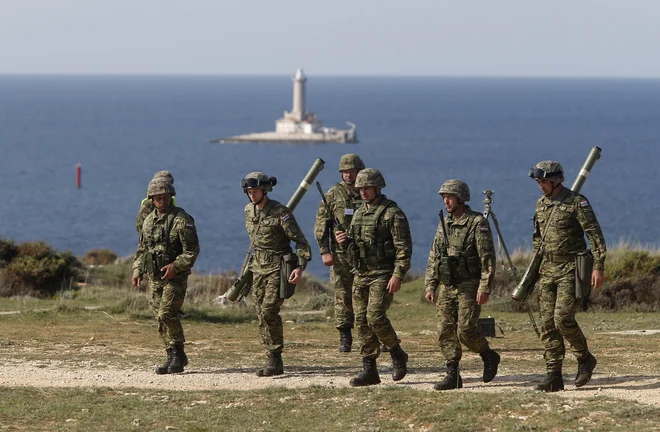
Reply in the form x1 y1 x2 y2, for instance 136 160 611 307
1 360 659 406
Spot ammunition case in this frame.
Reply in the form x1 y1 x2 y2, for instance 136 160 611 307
575 250 594 299
280 254 298 299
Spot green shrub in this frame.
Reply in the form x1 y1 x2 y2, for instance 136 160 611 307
2 241 83 296
82 249 118 266
0 237 19 264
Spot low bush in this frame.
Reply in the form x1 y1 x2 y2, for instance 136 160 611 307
0 237 19 264
82 249 118 266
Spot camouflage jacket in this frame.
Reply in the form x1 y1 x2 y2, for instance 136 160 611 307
132 204 199 281
424 206 496 294
346 195 412 280
314 182 362 255
533 186 606 271
245 199 312 276
136 197 178 233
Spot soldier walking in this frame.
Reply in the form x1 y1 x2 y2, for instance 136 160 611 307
424 180 500 390
241 172 312 376
314 154 365 352
132 178 199 374
529 161 606 392
335 168 411 386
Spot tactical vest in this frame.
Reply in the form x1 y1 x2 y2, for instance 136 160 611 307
438 212 482 284
350 199 397 272
334 183 361 229
141 206 186 277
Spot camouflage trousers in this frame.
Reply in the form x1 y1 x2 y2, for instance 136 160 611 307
330 254 355 329
149 276 187 347
436 281 489 363
538 261 589 372
252 270 285 353
353 273 400 359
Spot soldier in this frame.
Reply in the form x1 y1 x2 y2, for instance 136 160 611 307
314 153 365 352
424 180 500 391
241 172 312 377
529 161 606 392
132 178 199 374
335 168 411 387
136 171 178 233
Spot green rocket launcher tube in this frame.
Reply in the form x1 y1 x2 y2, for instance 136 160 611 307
511 146 602 301
226 158 325 302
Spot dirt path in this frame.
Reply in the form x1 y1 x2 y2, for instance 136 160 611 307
1 361 659 407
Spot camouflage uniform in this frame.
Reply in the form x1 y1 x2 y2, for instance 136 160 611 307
242 173 312 356
132 179 199 374
529 160 606 391
425 180 500 390
533 186 606 371
425 208 496 361
314 154 364 333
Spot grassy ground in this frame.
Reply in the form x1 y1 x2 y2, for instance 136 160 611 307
1 273 660 431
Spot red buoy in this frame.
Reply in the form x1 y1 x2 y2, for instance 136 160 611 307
76 163 82 188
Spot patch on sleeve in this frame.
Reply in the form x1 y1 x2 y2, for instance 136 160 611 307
185 223 194 229
580 200 590 208
480 225 490 232
398 215 406 221
281 213 291 222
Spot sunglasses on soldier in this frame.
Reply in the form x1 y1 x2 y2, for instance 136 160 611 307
528 168 562 180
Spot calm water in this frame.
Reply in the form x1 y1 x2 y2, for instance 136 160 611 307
0 75 658 276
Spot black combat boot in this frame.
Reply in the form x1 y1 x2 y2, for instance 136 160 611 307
389 345 408 381
350 357 381 387
480 349 501 383
167 343 186 374
256 352 284 377
575 353 597 387
155 348 173 375
338 328 353 353
433 361 463 391
535 371 564 392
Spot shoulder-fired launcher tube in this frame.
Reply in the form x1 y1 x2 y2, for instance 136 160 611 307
511 146 602 302
287 158 325 211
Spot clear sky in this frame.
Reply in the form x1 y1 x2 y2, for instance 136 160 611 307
1 0 658 77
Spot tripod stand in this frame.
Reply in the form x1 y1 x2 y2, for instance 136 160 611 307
482 190 540 337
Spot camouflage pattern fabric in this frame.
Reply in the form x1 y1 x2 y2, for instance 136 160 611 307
533 187 606 371
136 197 178 233
424 207 495 361
253 271 285 352
133 204 199 347
347 195 412 359
425 206 496 294
244 199 312 353
353 273 399 358
434 282 489 361
314 182 362 329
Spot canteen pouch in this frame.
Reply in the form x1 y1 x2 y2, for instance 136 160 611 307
575 250 594 299
280 254 298 299
439 256 459 284
466 256 482 279
143 251 155 275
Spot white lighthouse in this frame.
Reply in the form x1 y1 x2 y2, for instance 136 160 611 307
213 68 357 144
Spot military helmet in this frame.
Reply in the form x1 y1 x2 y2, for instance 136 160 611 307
439 179 470 202
354 168 386 188
529 160 564 182
147 178 176 198
241 172 277 192
152 170 174 184
338 154 365 172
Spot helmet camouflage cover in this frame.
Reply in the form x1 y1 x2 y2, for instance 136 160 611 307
152 170 174 184
439 179 470 202
147 178 176 198
354 168 386 188
241 171 276 192
338 154 365 171
529 160 564 182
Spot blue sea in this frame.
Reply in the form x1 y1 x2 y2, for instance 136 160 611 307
0 75 658 276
